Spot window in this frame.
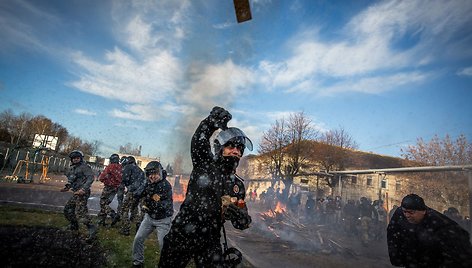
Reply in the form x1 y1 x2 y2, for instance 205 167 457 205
395 181 401 191
300 178 309 184
381 178 388 189
351 176 357 184
366 176 372 186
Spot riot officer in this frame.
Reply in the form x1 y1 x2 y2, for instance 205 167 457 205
159 106 253 268
60 150 97 239
97 153 122 226
119 155 145 235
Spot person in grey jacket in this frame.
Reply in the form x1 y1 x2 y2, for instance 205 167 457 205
119 156 145 235
132 161 173 268
60 150 97 239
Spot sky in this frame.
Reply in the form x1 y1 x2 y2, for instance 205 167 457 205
1 0 472 168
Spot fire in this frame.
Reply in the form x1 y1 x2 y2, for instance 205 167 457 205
173 193 186 203
173 181 188 203
274 201 286 213
260 201 287 219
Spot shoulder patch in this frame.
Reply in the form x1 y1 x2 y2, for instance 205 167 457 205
233 184 240 194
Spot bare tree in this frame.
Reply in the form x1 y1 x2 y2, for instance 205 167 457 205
14 113 33 146
259 112 318 201
89 140 102 156
0 109 14 143
316 126 358 192
259 118 288 187
401 134 472 165
63 136 83 154
119 142 141 156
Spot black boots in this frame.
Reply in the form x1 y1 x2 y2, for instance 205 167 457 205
86 224 98 240
68 221 79 231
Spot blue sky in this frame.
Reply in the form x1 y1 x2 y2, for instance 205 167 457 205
1 0 471 166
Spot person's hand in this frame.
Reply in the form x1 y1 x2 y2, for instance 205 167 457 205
74 188 85 195
60 184 71 192
224 203 252 229
224 203 240 220
209 106 232 129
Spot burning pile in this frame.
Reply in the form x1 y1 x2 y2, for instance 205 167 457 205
259 202 305 229
256 201 357 257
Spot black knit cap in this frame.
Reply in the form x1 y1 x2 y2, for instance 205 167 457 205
401 194 427 211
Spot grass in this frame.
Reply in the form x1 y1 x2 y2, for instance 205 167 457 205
0 205 163 267
0 205 254 268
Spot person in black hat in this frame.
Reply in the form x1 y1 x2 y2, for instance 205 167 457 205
387 194 472 267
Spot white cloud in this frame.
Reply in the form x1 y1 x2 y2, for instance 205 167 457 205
318 71 431 96
457 67 472 76
109 102 184 121
70 48 182 104
258 0 472 95
213 21 234 29
74 108 97 116
111 0 191 54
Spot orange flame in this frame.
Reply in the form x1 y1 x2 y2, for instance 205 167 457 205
173 193 186 202
173 182 188 203
274 201 286 213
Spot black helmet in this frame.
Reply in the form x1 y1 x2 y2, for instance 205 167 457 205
127 156 136 164
401 194 426 211
69 150 84 160
213 127 253 156
120 156 128 165
110 154 120 164
144 161 166 179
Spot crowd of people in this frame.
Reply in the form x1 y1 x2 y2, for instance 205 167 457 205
60 107 253 267
58 106 472 267
250 186 472 252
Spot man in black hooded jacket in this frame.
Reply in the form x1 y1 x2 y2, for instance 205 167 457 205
159 106 252 268
387 194 472 267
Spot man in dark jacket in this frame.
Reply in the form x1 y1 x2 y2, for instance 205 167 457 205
387 194 472 267
359 197 377 246
132 161 173 268
60 150 97 239
159 106 253 268
119 156 145 236
97 153 122 226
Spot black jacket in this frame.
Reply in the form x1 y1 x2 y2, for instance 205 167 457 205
65 161 94 193
122 163 145 193
169 116 250 246
387 207 472 267
139 178 173 220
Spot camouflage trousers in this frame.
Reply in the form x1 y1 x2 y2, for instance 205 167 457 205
120 193 140 232
98 185 118 222
64 193 91 226
116 184 125 214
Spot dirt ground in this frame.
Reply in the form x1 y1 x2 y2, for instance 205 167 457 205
0 225 106 268
0 176 394 267
225 203 394 268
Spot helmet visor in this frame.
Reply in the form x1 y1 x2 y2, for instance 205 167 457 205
216 127 253 151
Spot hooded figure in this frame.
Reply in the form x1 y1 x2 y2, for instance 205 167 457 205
159 106 252 268
387 194 472 267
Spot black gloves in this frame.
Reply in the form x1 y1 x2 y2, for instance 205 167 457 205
209 106 232 130
224 203 252 230
60 184 71 192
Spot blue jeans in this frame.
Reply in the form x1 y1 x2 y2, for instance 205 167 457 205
132 213 172 265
